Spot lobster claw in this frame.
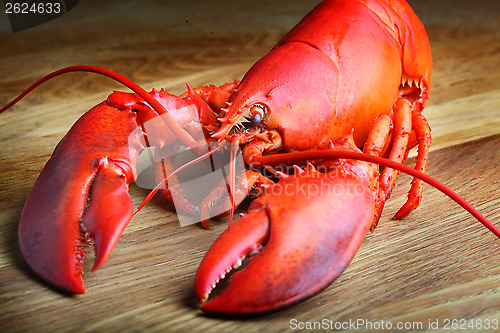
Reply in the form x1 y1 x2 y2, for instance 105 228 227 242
16 76 219 293
18 100 143 294
194 167 375 314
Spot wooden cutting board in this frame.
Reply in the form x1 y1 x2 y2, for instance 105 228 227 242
0 0 499 332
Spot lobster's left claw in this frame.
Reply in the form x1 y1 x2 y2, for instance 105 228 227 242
19 157 133 294
18 101 142 294
195 169 375 315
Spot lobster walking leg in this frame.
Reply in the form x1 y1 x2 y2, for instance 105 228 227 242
363 114 392 223
375 99 412 222
366 98 432 224
395 111 432 218
363 115 392 158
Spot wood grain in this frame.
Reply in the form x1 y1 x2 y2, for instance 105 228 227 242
0 0 499 332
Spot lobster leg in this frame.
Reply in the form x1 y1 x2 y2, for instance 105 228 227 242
363 115 392 225
364 98 431 225
395 110 432 218
363 114 393 158
374 98 412 223
363 97 432 224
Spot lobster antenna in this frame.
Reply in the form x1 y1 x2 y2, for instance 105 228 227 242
134 141 226 214
0 65 201 152
227 138 239 226
252 150 500 238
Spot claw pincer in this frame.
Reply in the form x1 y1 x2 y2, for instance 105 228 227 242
19 101 141 293
196 166 375 314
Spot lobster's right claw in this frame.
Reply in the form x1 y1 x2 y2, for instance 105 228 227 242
194 168 375 315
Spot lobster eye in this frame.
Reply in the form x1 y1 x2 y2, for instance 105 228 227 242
247 104 266 127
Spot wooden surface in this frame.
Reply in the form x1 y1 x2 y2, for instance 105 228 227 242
0 0 499 332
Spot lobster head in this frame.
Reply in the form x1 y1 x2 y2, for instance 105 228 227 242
213 42 339 150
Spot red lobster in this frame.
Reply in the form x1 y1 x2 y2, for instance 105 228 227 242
1 0 499 315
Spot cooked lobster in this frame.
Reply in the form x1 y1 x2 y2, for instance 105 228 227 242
1 0 498 316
